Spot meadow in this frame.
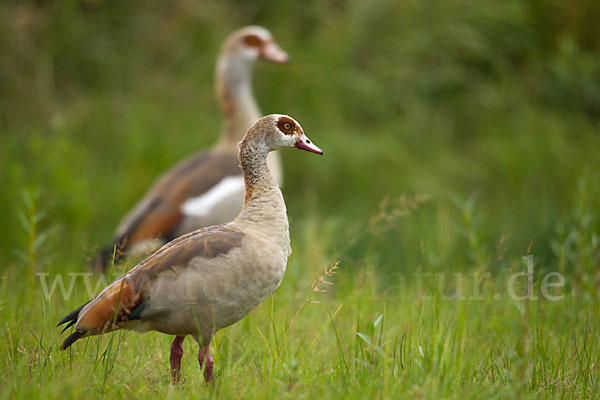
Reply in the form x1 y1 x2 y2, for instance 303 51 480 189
1 0 599 398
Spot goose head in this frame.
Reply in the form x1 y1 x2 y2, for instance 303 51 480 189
274 115 323 154
242 115 323 156
222 26 289 65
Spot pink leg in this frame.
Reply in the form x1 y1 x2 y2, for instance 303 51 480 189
170 336 185 382
198 345 214 382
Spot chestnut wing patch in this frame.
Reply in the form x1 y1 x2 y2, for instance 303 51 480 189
112 153 211 247
76 280 144 334
113 152 240 247
75 226 245 335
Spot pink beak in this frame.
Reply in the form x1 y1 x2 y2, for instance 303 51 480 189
260 42 289 64
295 132 323 155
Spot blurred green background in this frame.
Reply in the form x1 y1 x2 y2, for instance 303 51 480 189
2 1 600 397
0 0 599 276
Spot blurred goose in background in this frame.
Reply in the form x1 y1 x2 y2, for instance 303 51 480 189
91 26 289 271
59 115 323 382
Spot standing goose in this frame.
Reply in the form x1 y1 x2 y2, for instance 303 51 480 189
92 26 289 271
59 115 323 382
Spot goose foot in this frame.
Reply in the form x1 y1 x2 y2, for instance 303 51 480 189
170 336 185 382
198 345 214 382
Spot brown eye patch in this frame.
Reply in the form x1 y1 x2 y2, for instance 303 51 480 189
243 34 264 48
277 116 298 135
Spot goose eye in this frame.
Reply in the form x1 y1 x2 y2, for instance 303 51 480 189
284 123 291 130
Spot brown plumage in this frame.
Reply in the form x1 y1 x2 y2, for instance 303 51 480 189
92 153 241 270
64 225 245 341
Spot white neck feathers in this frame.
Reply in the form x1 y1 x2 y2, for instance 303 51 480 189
215 53 261 149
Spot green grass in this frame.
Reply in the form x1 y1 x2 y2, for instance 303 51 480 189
1 0 600 398
1 228 600 399
2 197 600 398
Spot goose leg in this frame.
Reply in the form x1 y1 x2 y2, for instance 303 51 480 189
170 336 185 382
198 345 214 382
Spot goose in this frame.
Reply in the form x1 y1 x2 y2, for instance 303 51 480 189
91 26 289 271
59 114 323 382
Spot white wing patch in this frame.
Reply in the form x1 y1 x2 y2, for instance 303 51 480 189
181 175 245 217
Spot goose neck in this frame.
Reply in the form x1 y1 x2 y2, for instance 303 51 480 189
236 140 286 225
216 54 260 147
